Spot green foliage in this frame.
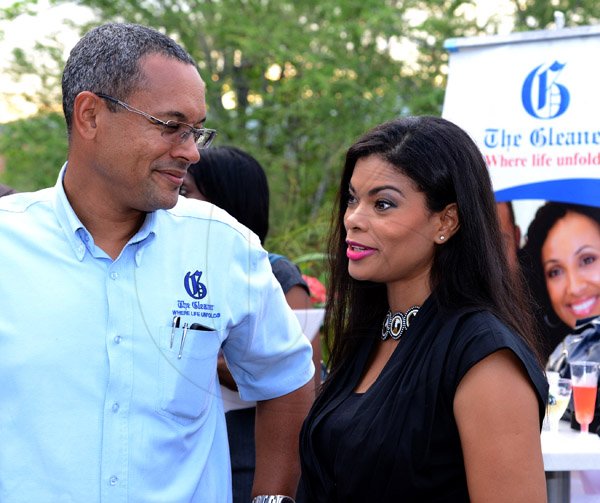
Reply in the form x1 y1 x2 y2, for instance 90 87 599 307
0 0 38 20
7 37 65 112
40 0 486 260
5 0 594 263
0 111 66 190
512 0 600 30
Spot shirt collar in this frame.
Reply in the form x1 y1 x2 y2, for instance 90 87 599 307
130 212 157 266
52 162 157 263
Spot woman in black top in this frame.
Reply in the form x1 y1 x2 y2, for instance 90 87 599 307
299 117 548 502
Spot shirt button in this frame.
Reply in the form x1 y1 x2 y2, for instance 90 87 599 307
109 476 118 486
112 402 120 413
110 272 119 280
113 335 122 344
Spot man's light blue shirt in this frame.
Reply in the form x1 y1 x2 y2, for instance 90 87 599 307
0 165 314 502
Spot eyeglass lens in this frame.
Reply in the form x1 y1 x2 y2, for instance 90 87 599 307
160 123 215 148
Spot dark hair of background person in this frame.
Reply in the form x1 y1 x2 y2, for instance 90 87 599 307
187 146 270 243
0 184 16 197
323 116 544 376
521 202 600 355
61 22 196 137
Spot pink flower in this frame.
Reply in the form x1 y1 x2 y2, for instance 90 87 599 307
302 275 327 306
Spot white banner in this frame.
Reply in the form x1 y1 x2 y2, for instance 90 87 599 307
442 26 600 206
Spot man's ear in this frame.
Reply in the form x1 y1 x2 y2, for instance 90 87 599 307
434 203 460 244
72 91 100 140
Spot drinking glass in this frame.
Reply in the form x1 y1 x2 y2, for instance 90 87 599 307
570 361 600 434
546 376 572 432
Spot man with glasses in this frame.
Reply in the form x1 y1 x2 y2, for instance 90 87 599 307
0 23 313 503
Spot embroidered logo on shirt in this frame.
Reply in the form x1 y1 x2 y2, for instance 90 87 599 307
184 270 207 299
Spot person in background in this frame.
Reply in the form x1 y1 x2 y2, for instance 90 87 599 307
182 146 320 503
298 116 548 502
526 202 600 496
495 201 565 362
182 146 313 311
522 202 600 361
0 23 313 503
523 202 600 334
496 200 521 270
0 183 16 197
525 203 600 422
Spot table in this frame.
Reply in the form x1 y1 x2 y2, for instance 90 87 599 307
542 420 600 502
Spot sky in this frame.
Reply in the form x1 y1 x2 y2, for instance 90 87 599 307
0 0 515 123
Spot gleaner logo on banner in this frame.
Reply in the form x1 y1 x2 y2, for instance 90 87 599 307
522 61 570 120
442 26 600 206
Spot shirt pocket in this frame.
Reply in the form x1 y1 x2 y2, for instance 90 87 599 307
156 324 223 425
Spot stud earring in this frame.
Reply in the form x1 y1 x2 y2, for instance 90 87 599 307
439 235 445 241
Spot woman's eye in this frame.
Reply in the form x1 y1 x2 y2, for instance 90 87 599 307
581 255 597 266
347 193 357 206
546 267 562 279
375 199 393 210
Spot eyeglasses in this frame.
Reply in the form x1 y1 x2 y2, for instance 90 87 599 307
97 93 217 149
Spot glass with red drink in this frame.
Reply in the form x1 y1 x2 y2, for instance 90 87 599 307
570 361 600 434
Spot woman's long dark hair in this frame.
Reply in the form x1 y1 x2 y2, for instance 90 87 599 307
522 202 600 338
188 146 270 243
324 116 544 376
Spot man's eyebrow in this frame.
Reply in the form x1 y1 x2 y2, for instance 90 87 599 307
160 109 207 126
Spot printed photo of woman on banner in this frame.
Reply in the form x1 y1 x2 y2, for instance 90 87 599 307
444 23 600 501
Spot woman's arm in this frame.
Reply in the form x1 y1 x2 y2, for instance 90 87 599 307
454 349 547 503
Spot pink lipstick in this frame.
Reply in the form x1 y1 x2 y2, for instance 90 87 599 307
346 240 376 261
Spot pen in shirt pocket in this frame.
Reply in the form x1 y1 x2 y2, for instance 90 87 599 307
177 322 214 359
170 315 181 349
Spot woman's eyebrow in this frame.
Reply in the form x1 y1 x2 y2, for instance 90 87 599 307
367 185 404 197
575 244 599 255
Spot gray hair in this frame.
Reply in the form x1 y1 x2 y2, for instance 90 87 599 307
62 23 197 135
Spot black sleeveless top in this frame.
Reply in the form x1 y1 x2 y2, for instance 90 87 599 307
298 297 547 502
